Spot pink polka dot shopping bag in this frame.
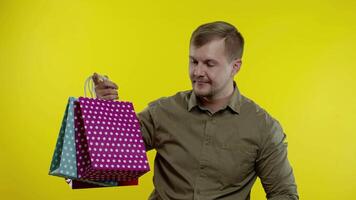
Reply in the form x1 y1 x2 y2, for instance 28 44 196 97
49 75 150 189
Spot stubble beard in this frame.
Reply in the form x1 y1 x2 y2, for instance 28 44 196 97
192 82 214 98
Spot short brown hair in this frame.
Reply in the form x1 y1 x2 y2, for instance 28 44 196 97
190 21 244 61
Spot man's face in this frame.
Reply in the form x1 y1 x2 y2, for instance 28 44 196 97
189 38 240 99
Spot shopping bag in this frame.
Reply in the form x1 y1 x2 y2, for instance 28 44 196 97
49 97 79 179
49 97 140 188
74 97 150 181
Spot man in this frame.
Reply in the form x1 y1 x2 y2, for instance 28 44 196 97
93 21 298 200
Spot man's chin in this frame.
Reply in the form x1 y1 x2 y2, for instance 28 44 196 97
193 88 211 98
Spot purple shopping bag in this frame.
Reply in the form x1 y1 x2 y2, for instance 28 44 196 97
74 97 150 181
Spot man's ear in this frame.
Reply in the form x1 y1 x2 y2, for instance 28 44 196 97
231 59 242 76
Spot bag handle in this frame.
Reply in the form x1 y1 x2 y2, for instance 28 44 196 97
84 73 108 98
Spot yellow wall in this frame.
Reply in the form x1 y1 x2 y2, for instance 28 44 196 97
1 0 355 199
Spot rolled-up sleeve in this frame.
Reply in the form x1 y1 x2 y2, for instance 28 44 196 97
256 117 299 200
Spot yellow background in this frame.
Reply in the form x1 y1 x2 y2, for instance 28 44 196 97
1 0 355 199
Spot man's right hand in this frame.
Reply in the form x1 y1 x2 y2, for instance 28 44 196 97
92 72 119 100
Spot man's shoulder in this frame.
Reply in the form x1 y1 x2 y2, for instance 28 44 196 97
240 94 265 115
239 94 279 128
147 90 191 109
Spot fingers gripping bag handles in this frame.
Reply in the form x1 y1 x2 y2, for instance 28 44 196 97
49 74 149 189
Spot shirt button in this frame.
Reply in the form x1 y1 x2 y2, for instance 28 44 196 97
205 138 210 145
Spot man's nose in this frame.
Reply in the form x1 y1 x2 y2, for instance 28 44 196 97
193 64 205 77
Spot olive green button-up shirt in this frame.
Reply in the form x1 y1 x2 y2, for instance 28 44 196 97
138 84 298 200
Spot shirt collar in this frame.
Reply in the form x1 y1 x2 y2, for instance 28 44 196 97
187 81 241 114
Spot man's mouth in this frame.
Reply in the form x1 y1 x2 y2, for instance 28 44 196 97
193 80 210 84
193 80 210 86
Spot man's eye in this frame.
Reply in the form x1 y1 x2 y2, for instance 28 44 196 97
190 60 198 65
207 63 215 67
